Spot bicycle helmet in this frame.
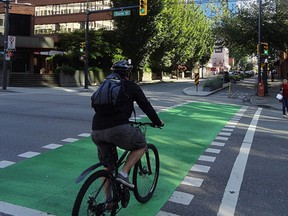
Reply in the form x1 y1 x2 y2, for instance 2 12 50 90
111 60 133 78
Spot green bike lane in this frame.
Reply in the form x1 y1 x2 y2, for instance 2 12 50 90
0 102 240 216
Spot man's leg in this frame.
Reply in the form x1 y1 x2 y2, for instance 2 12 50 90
121 147 145 173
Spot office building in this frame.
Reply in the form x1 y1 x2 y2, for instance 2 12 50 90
17 0 114 37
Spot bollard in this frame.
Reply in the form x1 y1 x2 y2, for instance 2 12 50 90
258 81 264 96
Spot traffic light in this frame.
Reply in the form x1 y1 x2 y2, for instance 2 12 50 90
79 42 86 61
262 42 268 56
139 0 147 16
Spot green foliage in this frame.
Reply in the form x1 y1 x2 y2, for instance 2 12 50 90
214 0 288 61
55 65 76 76
112 0 214 78
57 29 123 71
55 1 215 80
203 77 223 91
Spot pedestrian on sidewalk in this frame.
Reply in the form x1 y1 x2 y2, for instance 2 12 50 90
280 79 288 118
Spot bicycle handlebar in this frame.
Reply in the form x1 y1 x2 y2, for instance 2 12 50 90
129 121 164 128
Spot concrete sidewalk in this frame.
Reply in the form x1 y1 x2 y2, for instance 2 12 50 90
250 79 283 110
182 77 283 111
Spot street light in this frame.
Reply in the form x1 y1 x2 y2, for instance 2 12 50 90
84 0 90 90
257 0 262 85
1 0 10 90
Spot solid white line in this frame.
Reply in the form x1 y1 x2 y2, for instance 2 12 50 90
0 201 55 216
217 108 262 216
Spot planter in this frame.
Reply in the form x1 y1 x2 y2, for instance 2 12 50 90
60 70 85 87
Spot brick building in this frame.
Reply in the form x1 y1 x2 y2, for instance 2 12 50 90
1 0 114 87
0 2 54 87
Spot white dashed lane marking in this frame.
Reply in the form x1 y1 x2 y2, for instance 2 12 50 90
219 132 232 136
42 143 63 149
158 107 249 216
215 136 229 141
191 164 210 173
211 141 225 147
0 161 15 168
198 155 216 162
0 132 91 169
205 148 221 154
78 133 91 137
62 138 79 142
18 151 40 158
156 211 180 216
181 176 203 187
169 191 194 205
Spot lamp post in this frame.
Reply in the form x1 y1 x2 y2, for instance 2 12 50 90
257 0 262 85
2 0 9 90
83 0 90 90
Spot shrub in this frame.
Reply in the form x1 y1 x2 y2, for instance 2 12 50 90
203 77 223 91
55 65 76 76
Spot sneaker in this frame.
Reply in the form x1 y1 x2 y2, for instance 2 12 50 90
284 115 287 118
116 173 134 189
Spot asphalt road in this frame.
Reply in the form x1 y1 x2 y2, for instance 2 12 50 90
1 78 287 216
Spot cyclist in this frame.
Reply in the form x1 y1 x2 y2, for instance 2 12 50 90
91 60 164 189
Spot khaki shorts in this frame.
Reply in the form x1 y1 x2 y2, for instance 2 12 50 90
91 124 146 164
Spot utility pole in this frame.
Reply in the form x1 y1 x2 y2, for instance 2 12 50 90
84 0 89 89
257 0 262 85
2 0 10 90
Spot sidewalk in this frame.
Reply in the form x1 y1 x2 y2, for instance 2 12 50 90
250 79 282 110
182 77 283 111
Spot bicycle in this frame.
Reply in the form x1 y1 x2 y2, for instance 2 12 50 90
72 121 161 216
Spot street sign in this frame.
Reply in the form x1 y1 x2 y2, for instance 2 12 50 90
7 35 16 50
113 10 131 17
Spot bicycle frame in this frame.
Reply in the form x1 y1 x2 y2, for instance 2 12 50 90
75 122 158 184
75 150 130 184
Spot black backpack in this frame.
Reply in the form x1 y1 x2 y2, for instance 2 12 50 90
91 73 125 114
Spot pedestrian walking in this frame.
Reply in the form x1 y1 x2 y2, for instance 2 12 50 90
280 79 288 118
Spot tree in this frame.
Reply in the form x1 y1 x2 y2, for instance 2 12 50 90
57 29 123 72
112 0 214 80
214 0 288 62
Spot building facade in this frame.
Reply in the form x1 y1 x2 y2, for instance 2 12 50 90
0 2 54 78
17 0 113 37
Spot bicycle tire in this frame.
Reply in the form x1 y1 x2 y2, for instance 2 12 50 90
72 170 117 216
132 143 160 203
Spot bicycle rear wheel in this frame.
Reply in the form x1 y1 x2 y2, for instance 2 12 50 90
132 143 160 203
72 170 117 216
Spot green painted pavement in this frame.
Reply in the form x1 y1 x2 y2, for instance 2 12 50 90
0 102 240 216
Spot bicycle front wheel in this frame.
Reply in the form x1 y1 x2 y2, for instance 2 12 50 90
132 143 160 203
72 170 117 216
